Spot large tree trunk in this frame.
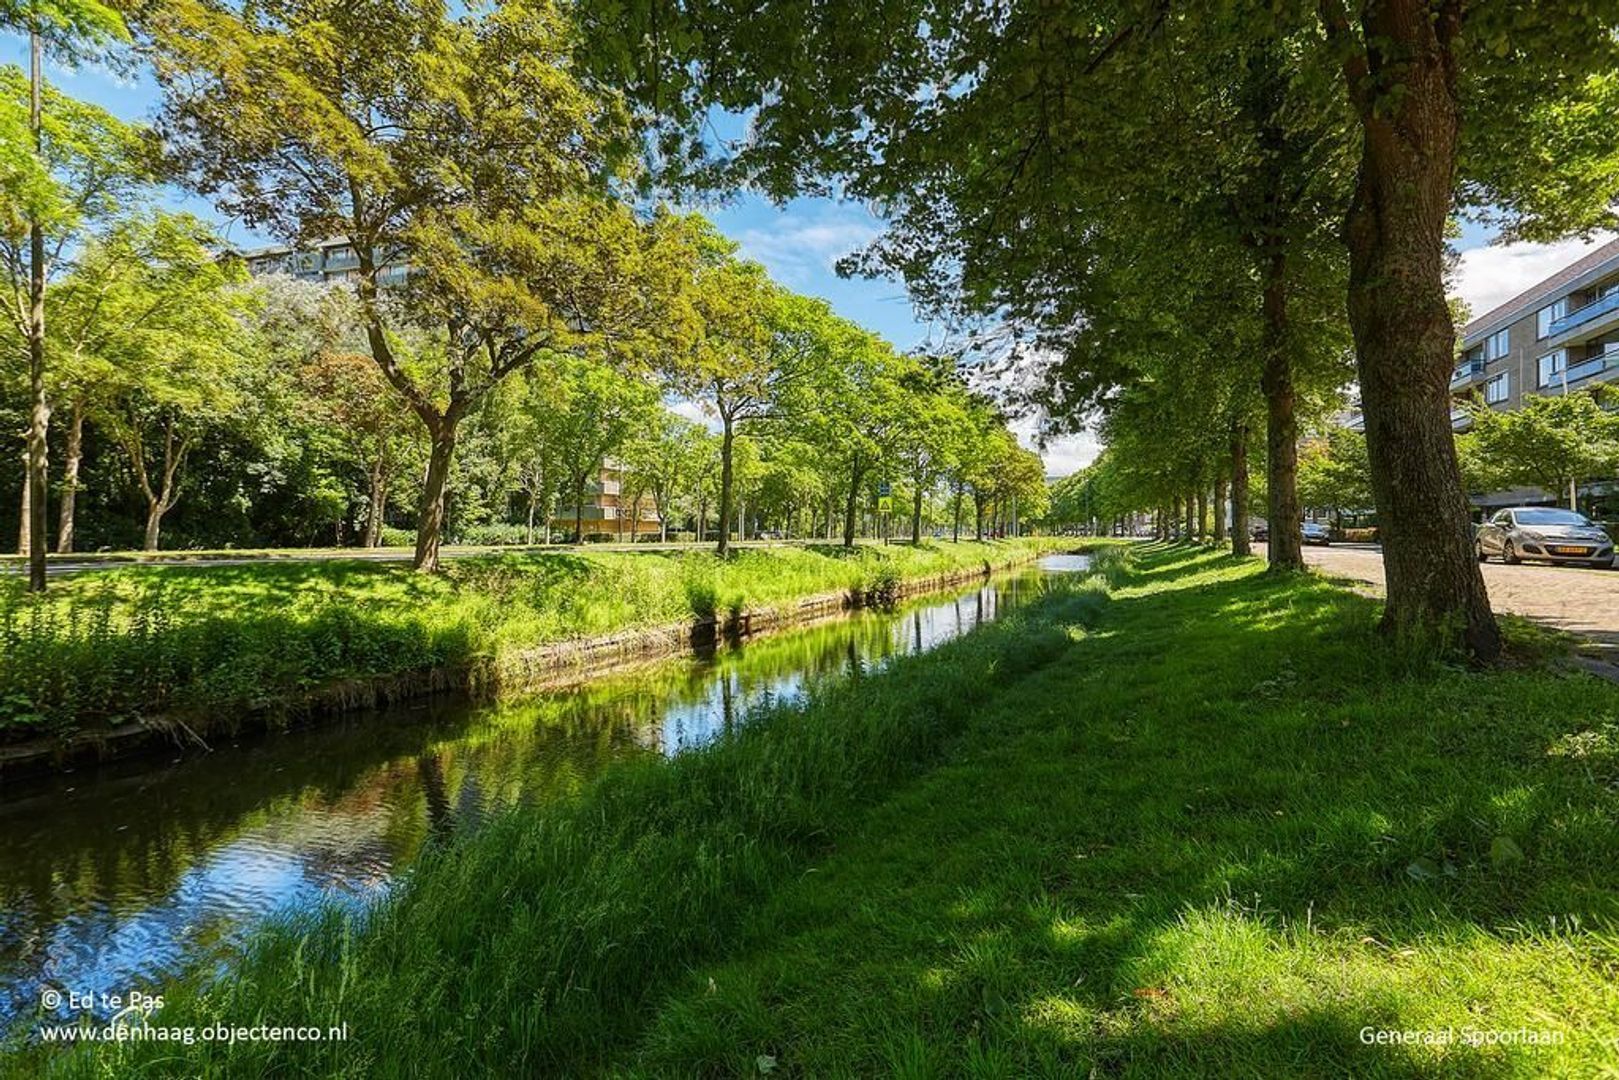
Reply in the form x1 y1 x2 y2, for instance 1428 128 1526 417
23 28 47 592
1196 489 1208 542
1261 247 1304 572
1229 420 1252 557
56 401 83 553
414 428 456 572
1213 476 1227 543
1337 0 1498 658
716 418 735 556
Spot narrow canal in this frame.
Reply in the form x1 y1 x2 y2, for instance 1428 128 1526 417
0 554 1090 1028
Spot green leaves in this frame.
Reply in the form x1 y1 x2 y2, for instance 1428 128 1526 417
1461 389 1619 503
0 0 128 63
1490 835 1526 870
0 64 148 259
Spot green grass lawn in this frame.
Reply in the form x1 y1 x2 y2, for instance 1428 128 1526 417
621 547 1619 1077
0 539 1065 740
17 544 1619 1077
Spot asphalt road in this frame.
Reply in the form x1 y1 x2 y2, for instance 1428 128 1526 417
1280 541 1619 646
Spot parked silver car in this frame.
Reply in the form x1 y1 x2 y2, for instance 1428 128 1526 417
1301 521 1332 546
1476 507 1615 568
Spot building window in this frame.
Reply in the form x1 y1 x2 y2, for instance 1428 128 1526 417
1484 371 1510 404
1537 350 1567 388
1537 299 1569 339
1484 328 1511 360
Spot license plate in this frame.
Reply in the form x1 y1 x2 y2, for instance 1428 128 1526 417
1551 546 1590 555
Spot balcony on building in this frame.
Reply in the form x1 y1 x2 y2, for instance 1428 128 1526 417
1538 340 1619 390
1450 405 1471 431
1546 273 1619 347
1450 357 1487 389
322 245 360 271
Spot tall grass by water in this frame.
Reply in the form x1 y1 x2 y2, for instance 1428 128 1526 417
11 557 1117 1077
0 540 1069 740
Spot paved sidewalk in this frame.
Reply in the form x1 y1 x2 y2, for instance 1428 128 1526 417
1286 542 1619 647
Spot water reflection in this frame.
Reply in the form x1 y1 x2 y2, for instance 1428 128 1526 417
0 555 1084 1026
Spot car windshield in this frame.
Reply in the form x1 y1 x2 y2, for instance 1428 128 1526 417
1514 509 1593 527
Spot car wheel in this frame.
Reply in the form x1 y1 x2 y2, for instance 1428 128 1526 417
1590 559 1614 570
1503 541 1520 565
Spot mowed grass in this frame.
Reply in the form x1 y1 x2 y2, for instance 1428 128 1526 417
625 547 1619 1078
17 544 1619 1078
0 539 1063 738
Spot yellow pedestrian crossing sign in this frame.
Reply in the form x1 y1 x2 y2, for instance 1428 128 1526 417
877 495 893 514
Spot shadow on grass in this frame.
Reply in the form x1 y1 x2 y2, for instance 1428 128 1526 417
625 546 1619 1076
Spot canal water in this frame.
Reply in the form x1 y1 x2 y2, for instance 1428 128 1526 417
0 554 1090 1028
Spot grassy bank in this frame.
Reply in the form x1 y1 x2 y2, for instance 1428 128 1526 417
11 550 1116 1077
18 544 1619 1077
0 539 1065 744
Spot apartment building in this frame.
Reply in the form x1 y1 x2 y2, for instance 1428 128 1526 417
1453 237 1619 424
227 238 410 286
1447 238 1619 513
551 461 663 541
1337 239 1619 514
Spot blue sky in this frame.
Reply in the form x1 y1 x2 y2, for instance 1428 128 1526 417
9 39 1612 477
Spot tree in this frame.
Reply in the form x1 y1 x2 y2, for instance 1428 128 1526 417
1318 0 1619 656
581 0 1619 657
300 350 417 547
893 364 969 544
46 212 243 551
1464 392 1619 512
794 324 907 548
1297 427 1373 530
86 238 253 550
622 411 704 543
499 367 572 545
142 0 701 570
0 11 137 586
542 355 659 543
668 241 824 554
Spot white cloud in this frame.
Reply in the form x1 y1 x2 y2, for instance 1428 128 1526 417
1452 231 1618 320
1009 416 1101 478
733 209 881 287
